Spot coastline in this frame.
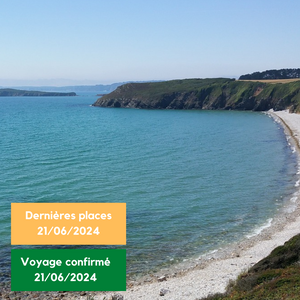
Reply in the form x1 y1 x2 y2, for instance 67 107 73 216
95 110 300 300
3 110 300 300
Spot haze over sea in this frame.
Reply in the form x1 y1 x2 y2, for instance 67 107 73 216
0 94 298 282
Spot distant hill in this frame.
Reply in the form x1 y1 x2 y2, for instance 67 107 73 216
0 81 164 95
93 78 300 112
0 88 76 97
239 68 300 80
1 82 144 95
9 83 123 94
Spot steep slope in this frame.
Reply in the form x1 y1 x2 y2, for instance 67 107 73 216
201 234 300 300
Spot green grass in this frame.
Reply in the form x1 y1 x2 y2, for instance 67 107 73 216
111 78 233 99
200 234 300 300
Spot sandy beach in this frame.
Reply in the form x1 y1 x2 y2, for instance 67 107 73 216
94 110 300 300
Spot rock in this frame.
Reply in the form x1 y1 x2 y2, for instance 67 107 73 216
157 275 167 282
159 288 170 296
112 293 124 300
52 293 60 297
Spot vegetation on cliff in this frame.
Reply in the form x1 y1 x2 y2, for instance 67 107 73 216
201 234 300 300
93 78 300 112
239 68 300 80
0 88 76 97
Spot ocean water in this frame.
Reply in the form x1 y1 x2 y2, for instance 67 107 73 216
0 94 298 281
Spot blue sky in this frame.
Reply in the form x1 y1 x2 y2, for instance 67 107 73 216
0 0 299 85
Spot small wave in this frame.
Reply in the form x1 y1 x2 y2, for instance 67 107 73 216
295 180 300 187
290 196 298 203
246 218 273 238
196 248 219 261
283 190 300 212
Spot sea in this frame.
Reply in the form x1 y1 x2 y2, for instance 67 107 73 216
0 93 299 282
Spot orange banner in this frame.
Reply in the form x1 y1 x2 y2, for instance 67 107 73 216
11 203 126 245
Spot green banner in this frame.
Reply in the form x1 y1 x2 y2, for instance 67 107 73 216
11 249 126 291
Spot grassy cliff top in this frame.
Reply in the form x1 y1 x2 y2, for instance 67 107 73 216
102 78 234 97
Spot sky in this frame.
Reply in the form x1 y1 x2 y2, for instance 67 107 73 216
0 0 299 86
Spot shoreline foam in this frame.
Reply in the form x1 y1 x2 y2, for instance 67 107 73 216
95 110 300 300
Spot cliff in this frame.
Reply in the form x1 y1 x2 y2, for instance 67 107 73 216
92 78 300 112
0 88 76 97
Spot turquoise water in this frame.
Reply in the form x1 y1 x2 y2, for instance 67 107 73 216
0 95 298 281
